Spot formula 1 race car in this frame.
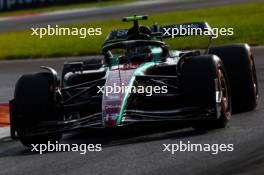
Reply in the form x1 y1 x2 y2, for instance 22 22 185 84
9 15 258 147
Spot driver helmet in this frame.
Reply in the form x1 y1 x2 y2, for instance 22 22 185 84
125 46 152 63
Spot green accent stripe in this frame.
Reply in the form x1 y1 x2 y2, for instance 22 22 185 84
117 62 155 125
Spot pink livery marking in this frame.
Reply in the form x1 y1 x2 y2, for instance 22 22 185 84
102 65 137 127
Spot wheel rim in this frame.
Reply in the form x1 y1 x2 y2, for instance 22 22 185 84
216 67 231 122
250 55 258 102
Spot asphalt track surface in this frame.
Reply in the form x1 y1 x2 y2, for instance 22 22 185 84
0 47 263 175
0 0 263 32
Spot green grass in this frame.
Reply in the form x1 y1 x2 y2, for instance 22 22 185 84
0 2 263 60
0 0 138 17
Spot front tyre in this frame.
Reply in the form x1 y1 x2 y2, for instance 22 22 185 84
12 72 62 147
181 55 231 130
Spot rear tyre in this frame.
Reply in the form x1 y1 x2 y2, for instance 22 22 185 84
209 44 258 113
181 55 231 130
13 72 62 147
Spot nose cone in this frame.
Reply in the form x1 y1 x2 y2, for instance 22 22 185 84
102 67 136 127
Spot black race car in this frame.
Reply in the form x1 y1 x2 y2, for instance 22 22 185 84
9 15 258 147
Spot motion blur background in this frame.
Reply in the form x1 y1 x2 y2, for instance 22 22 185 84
0 0 263 60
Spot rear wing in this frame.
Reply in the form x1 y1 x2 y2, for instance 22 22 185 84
105 21 214 53
105 29 128 42
106 22 213 40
